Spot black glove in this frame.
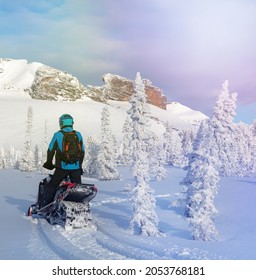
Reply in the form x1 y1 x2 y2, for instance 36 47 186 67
80 168 84 175
43 161 55 170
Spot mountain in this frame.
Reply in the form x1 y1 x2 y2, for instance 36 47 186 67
0 58 167 107
0 58 207 149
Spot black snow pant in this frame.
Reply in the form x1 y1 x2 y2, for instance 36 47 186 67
43 168 81 207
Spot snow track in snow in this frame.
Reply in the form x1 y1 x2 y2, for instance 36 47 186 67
29 217 127 259
26 191 223 260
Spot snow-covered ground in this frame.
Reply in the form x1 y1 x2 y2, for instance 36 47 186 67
1 166 256 260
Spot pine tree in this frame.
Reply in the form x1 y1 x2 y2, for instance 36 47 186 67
234 122 256 176
163 121 173 164
180 128 195 167
121 115 133 165
19 106 35 171
42 120 49 163
0 146 5 169
5 146 16 168
168 130 184 167
34 144 43 171
183 80 238 240
83 136 101 178
97 107 120 181
211 80 238 176
182 119 220 241
129 72 160 236
148 134 167 181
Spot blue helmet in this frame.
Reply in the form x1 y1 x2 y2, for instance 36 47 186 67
59 114 74 128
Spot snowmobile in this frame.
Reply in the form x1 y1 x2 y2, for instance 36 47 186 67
27 175 97 229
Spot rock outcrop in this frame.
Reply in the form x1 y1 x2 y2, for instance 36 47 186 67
29 65 167 109
102 73 167 110
29 65 86 101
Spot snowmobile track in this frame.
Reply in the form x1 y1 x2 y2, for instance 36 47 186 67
35 218 129 260
95 223 160 259
94 217 222 260
37 220 97 260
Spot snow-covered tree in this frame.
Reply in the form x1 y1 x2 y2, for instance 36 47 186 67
162 121 173 164
182 80 239 240
19 106 35 171
0 146 6 169
211 80 238 176
121 115 133 165
235 121 256 177
97 107 120 181
129 72 160 236
148 134 167 181
180 128 195 167
42 120 49 164
5 146 16 168
83 136 101 178
34 144 43 170
182 119 220 241
168 130 184 167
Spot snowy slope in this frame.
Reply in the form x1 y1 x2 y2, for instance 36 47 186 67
1 167 256 260
0 58 207 150
0 58 42 90
0 92 207 150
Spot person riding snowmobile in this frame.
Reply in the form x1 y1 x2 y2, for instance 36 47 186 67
42 114 85 207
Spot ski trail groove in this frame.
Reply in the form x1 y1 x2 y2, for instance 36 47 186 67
36 220 97 259
94 216 222 260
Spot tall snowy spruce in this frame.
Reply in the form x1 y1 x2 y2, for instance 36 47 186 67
19 106 35 171
182 119 220 241
129 72 160 236
148 134 167 181
121 116 133 166
182 80 239 241
97 106 120 181
211 80 238 176
83 136 101 178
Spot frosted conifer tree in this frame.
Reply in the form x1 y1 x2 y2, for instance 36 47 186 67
42 120 49 163
83 136 100 178
148 134 167 181
121 116 133 165
5 146 16 168
0 147 5 169
163 122 173 164
182 119 220 241
211 80 238 176
34 145 43 171
19 106 35 171
41 119 50 173
235 122 255 176
168 130 183 167
129 72 160 236
97 107 120 180
180 128 195 167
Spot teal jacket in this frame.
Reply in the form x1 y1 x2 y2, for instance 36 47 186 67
47 127 85 170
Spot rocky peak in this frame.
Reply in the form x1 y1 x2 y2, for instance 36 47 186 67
29 65 86 101
102 73 167 109
1 58 168 109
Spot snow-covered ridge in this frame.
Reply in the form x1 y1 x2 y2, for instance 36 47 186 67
167 102 207 125
0 58 42 90
0 58 208 150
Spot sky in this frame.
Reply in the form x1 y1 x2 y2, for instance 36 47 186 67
0 0 256 123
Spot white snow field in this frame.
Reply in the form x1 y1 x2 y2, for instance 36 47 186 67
1 166 256 260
